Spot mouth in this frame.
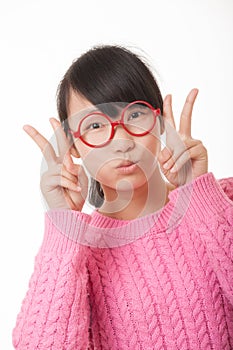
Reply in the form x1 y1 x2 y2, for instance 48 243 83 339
116 160 136 168
115 160 139 174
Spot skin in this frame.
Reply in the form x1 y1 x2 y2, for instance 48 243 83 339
23 88 208 220
68 90 169 219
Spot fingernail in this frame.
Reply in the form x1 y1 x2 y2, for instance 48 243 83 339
49 118 57 125
163 162 170 169
170 166 177 173
23 125 30 131
162 147 171 158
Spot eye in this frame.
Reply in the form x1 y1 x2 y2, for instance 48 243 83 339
128 111 143 120
88 122 102 130
80 113 109 134
83 120 109 132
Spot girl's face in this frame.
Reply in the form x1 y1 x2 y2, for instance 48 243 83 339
68 90 162 193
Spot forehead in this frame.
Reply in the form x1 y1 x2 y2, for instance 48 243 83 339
67 90 127 123
67 90 150 126
67 90 95 118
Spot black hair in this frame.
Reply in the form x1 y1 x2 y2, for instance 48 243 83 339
56 44 164 208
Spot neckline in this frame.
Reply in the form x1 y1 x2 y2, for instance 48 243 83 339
85 180 196 248
91 193 181 230
82 196 182 248
96 181 174 222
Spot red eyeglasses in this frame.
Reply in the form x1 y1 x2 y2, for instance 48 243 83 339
69 100 161 148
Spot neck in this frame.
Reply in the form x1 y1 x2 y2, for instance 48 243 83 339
99 170 170 220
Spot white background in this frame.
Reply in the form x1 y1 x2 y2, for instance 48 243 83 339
0 0 232 348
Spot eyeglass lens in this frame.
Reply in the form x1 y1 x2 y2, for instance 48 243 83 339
79 102 155 146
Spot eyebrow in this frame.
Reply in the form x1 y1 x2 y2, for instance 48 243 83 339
70 107 100 119
87 108 101 114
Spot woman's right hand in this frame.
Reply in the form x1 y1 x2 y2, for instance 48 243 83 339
23 118 88 211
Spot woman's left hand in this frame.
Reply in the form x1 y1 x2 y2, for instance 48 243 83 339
158 88 208 187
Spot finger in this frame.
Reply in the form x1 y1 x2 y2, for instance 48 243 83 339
170 150 190 173
44 163 80 187
63 189 82 211
44 174 82 193
49 118 81 175
158 147 173 165
60 176 82 192
163 94 176 129
179 88 198 137
63 189 77 210
54 163 87 191
161 138 198 171
49 118 72 160
60 165 79 185
58 163 87 194
23 124 57 163
49 118 82 178
63 153 82 176
76 164 88 190
170 142 204 173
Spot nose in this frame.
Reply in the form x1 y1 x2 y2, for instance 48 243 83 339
111 124 135 153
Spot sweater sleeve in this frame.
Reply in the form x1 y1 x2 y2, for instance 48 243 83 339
12 210 92 350
198 203 233 305
204 176 233 304
171 173 233 305
218 176 233 201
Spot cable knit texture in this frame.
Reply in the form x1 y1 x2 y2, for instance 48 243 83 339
13 173 233 349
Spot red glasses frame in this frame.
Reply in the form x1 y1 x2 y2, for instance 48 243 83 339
69 100 161 148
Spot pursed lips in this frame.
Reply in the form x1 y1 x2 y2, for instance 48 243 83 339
115 160 139 174
116 160 137 168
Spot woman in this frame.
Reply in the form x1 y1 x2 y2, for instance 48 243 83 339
13 45 233 349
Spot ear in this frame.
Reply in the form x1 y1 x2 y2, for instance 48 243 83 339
70 145 81 158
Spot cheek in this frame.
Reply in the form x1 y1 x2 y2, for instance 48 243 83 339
150 139 161 161
135 134 161 177
140 131 161 158
75 132 161 184
77 143 111 180
73 140 96 174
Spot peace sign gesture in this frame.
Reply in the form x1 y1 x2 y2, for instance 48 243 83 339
158 89 208 187
23 118 88 210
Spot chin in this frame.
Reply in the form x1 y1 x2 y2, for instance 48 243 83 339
101 174 148 194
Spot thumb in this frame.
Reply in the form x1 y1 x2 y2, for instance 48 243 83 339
158 147 172 166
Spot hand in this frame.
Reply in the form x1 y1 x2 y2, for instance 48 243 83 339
23 118 88 211
158 89 208 187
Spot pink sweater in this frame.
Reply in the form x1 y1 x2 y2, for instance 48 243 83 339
13 173 233 349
